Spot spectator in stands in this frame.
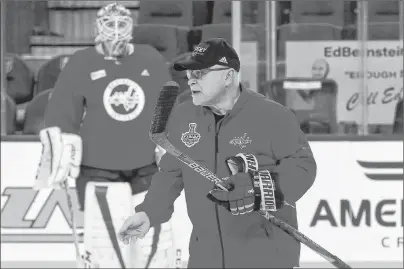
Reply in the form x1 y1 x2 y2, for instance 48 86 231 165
311 58 330 80
296 58 331 105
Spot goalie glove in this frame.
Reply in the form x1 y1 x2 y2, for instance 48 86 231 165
34 127 83 189
207 153 285 215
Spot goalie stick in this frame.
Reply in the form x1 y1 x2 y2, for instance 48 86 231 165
149 81 352 269
62 179 85 268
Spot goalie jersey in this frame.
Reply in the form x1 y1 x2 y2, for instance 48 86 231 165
44 45 171 170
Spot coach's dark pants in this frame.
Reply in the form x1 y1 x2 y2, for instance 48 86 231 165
75 163 158 212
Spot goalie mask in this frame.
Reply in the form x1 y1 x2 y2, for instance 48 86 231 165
95 3 133 59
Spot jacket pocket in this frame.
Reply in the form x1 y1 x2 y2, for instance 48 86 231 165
260 215 274 239
241 213 273 239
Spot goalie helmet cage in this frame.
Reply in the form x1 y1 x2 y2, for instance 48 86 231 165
263 78 339 134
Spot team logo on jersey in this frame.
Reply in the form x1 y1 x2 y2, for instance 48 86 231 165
181 123 201 148
103 78 145 122
229 133 252 149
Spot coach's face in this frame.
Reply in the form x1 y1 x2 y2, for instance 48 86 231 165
187 65 232 106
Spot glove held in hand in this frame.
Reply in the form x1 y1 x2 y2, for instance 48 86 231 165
255 170 284 211
207 172 256 215
208 153 285 214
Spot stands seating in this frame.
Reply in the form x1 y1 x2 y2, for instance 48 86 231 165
277 23 342 59
35 54 71 95
138 1 193 26
4 53 35 104
266 78 339 134
212 1 260 24
1 0 402 136
1 91 18 135
344 22 401 40
291 0 345 26
368 1 400 22
29 36 92 57
20 55 53 76
23 88 53 135
132 24 189 61
170 52 192 95
47 1 139 40
199 23 266 58
368 22 401 40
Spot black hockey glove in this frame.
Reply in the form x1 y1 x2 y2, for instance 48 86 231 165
207 153 285 215
208 172 257 215
255 170 285 212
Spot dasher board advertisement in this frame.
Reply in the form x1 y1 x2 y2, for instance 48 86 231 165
1 140 403 267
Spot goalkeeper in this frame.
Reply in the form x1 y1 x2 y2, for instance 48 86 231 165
119 38 317 268
35 3 172 268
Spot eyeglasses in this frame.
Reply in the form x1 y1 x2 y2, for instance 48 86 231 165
186 67 230 80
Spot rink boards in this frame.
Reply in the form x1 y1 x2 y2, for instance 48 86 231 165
1 138 403 268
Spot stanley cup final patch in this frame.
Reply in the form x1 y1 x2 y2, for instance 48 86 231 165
181 123 201 148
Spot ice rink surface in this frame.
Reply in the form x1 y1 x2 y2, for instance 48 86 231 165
1 261 403 268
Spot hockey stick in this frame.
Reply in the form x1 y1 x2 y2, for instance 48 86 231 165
149 81 352 269
63 179 85 268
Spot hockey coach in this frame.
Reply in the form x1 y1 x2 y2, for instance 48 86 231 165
119 38 317 268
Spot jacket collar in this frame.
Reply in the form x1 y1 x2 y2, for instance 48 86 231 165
201 83 250 117
229 83 250 116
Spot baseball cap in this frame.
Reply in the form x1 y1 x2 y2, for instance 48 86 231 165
173 38 240 72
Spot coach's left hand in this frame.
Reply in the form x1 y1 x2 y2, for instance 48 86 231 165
207 172 257 215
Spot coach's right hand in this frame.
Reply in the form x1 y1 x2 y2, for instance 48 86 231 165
118 212 150 244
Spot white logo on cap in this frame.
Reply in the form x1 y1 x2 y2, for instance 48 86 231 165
192 45 208 57
219 57 228 64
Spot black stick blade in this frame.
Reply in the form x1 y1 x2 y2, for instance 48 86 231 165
150 81 180 135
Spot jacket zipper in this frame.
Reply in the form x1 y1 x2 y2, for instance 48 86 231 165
214 119 226 268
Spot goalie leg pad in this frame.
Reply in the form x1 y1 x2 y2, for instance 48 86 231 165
84 182 133 268
75 167 118 211
130 221 176 268
132 192 176 268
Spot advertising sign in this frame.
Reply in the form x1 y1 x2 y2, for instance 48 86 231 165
286 41 403 125
1 141 402 267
